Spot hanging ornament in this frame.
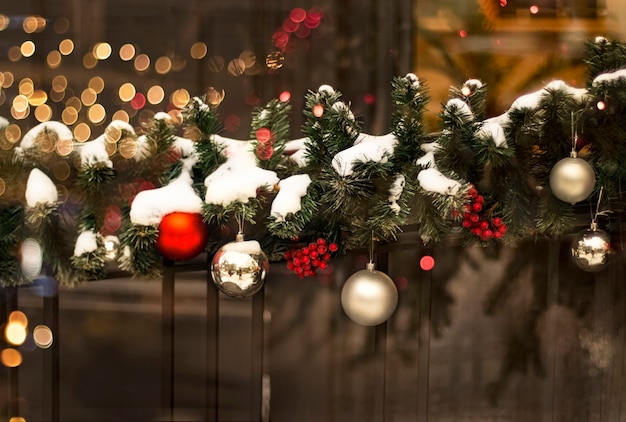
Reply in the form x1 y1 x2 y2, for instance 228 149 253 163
549 119 595 204
341 262 398 326
156 212 208 261
211 232 269 298
571 187 611 272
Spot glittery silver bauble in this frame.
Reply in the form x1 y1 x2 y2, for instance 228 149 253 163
549 155 595 204
340 263 398 326
103 235 120 261
571 224 611 272
211 234 269 298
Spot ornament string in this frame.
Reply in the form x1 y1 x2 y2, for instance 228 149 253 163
367 230 376 271
591 186 605 230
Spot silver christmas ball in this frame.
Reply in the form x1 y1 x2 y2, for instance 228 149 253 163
571 224 611 272
340 263 398 326
211 236 268 298
549 156 595 204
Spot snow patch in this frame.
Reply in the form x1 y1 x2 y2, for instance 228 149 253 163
270 174 312 221
74 230 99 256
331 133 397 176
417 168 461 195
25 168 58 207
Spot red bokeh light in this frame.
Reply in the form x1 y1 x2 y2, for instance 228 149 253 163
104 205 122 234
364 93 375 105
529 5 539 14
459 29 468 38
130 93 146 110
255 127 272 143
313 104 324 117
290 8 307 23
420 255 435 271
279 91 291 102
283 18 299 33
224 115 241 132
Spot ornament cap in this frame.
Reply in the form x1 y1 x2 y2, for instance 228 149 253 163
236 232 244 242
590 221 598 231
570 150 577 158
366 262 375 271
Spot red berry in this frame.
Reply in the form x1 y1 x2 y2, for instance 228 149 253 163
285 251 292 260
475 195 484 204
295 267 303 274
468 188 478 197
287 262 294 270
317 238 326 245
329 243 338 252
464 204 472 212
302 256 310 265
494 231 502 239
323 253 331 261
312 259 321 267
498 224 507 233
318 245 327 254
310 251 319 259
493 217 502 227
319 261 327 270
309 243 317 251
479 221 489 230
472 228 482 236
462 219 472 228
483 229 493 238
293 258 301 267
472 203 482 212
470 214 479 223
302 247 310 255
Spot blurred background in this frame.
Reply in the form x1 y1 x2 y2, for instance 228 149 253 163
1 1 626 421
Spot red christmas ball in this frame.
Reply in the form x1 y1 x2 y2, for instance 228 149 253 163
156 212 208 261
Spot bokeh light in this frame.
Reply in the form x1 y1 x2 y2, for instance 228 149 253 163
313 104 324 118
59 39 74 55
147 85 165 105
5 322 27 346
530 5 539 14
207 56 225 72
94 42 112 60
170 89 190 108
0 14 9 31
119 43 136 61
34 104 53 122
20 41 36 58
420 255 435 271
227 58 246 76
155 56 172 74
190 42 207 59
73 122 91 142
33 325 53 349
119 83 136 102
1 348 22 368
54 17 70 34
83 52 98 69
279 91 291 102
88 104 106 124
89 76 105 94
62 107 78 125
81 88 97 106
130 93 146 110
597 101 606 110
134 54 150 72
47 50 62 68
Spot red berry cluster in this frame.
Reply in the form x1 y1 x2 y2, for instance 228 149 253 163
461 186 507 241
285 238 338 278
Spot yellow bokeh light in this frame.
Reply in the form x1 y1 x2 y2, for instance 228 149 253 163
190 42 207 59
33 325 53 349
19 78 34 97
29 90 48 106
55 139 73 158
52 75 68 92
2 72 14 88
81 88 97 106
50 90 65 103
155 56 172 74
239 50 256 69
66 96 82 112
35 16 46 32
111 110 129 123
89 76 105 94
1 348 22 368
94 42 112 60
54 17 70 34
47 50 62 68
10 416 27 422
147 85 165 105
34 104 53 122
170 89 190 108
62 107 78 125
13 95 30 113
5 125 21 143
119 43 136 61
8 311 27 327
88 104 106 124
134 54 150 72
227 58 246 76
21 41 36 57
23 16 38 33
5 322 27 346
8 46 21 62
59 39 74 55
83 52 98 69
11 106 30 120
0 14 9 31
118 83 136 102
73 123 91 142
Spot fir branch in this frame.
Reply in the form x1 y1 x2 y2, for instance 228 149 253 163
266 189 318 239
70 242 107 282
0 206 26 286
118 224 162 279
535 193 575 236
250 99 292 175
